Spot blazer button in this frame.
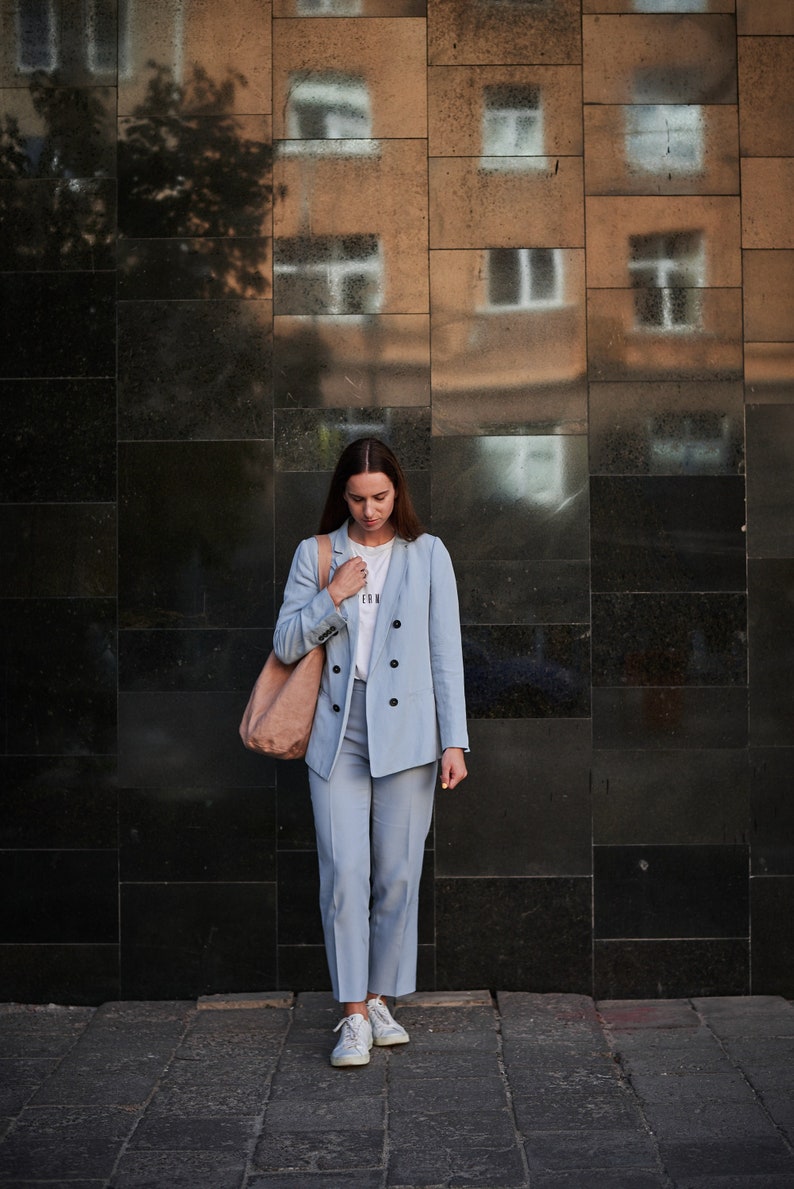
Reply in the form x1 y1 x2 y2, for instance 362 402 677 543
390 659 399 668
389 698 399 707
332 665 341 673
332 704 341 713
392 619 401 629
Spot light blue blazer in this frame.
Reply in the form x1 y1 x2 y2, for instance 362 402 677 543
273 524 469 780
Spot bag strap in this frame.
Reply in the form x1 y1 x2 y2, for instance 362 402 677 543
315 534 332 591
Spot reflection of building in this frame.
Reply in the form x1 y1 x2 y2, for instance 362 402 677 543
15 0 130 76
274 234 383 316
646 413 732 474
285 73 375 148
485 248 564 311
634 0 707 10
297 0 362 12
481 84 544 168
629 230 704 333
625 105 704 176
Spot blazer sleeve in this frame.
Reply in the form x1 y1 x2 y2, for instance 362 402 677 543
429 537 469 752
273 536 348 664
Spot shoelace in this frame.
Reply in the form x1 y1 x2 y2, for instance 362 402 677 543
333 1015 367 1045
366 997 391 1026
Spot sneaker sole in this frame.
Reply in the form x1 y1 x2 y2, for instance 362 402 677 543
372 1033 410 1046
330 1052 371 1067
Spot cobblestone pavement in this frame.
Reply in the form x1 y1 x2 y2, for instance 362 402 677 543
1 991 793 1188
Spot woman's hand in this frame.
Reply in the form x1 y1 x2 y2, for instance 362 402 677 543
440 748 468 790
327 556 368 609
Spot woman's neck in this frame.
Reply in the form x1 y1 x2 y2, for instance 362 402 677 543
348 522 396 548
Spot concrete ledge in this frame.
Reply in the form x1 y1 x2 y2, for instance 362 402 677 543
197 991 295 1010
396 990 493 1008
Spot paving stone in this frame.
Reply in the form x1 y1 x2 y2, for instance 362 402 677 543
639 1099 782 1139
111 1149 246 1188
0 1006 95 1059
627 1067 757 1105
0 1105 140 1179
0 1059 57 1114
599 1000 699 1031
145 1077 269 1118
673 1178 794 1189
248 1173 384 1189
387 1047 501 1080
523 1128 660 1173
528 1173 667 1188
269 1060 386 1099
264 1097 384 1131
658 1136 794 1179
252 1125 383 1173
387 1108 526 1188
512 1085 644 1132
755 1091 794 1143
126 1113 258 1151
388 1074 507 1113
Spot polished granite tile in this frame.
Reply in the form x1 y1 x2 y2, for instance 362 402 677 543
594 938 749 1001
588 380 744 475
277 945 330 994
746 405 794 558
463 624 591 718
737 0 794 35
274 0 425 14
2 504 115 597
120 882 277 999
743 343 794 405
0 757 117 849
0 380 115 502
428 0 581 65
118 441 273 629
276 760 317 851
119 0 272 116
277 851 324 947
429 157 584 250
118 299 273 440
750 877 794 997
118 112 271 239
593 749 749 846
593 686 748 750
4 599 117 757
274 315 429 409
594 844 749 938
743 251 794 344
118 692 275 788
118 238 271 301
120 788 275 882
584 1 735 10
0 8 118 86
748 560 794 748
430 248 587 436
0 273 115 378
738 36 794 158
592 592 746 686
0 179 116 270
591 476 746 591
119 629 273 692
587 287 744 383
456 560 590 626
0 851 118 944
583 14 737 105
0 944 119 1006
741 159 794 250
273 18 427 141
584 103 739 197
436 877 592 994
274 407 431 472
750 749 794 876
435 719 591 877
431 435 589 562
0 85 116 177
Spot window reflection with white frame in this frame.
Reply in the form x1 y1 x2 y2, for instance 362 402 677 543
481 84 544 170
296 0 362 14
629 230 704 333
283 73 377 156
634 0 707 11
485 248 564 311
275 235 384 317
626 105 704 176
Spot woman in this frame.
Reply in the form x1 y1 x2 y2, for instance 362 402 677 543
273 437 469 1067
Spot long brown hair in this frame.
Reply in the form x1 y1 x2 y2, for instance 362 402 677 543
319 437 424 541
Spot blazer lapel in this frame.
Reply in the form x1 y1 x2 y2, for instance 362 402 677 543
331 524 359 669
368 536 408 671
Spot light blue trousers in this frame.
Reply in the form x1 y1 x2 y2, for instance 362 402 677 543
308 680 437 1003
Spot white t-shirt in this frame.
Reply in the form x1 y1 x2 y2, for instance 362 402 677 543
351 534 395 681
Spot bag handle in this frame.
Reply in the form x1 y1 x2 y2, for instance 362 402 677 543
316 533 332 591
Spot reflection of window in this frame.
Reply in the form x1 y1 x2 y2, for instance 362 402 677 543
481 85 543 167
297 0 362 13
647 413 731 473
629 231 704 332
284 73 376 156
86 0 118 73
626 106 704 175
17 0 57 71
482 436 568 509
486 248 563 310
634 0 707 10
275 235 383 316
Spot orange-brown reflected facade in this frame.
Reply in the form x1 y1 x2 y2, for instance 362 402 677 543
1 0 793 1006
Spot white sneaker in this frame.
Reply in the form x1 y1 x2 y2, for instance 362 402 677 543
330 1013 373 1067
367 996 410 1046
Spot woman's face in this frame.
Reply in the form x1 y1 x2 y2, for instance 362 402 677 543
344 471 396 542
